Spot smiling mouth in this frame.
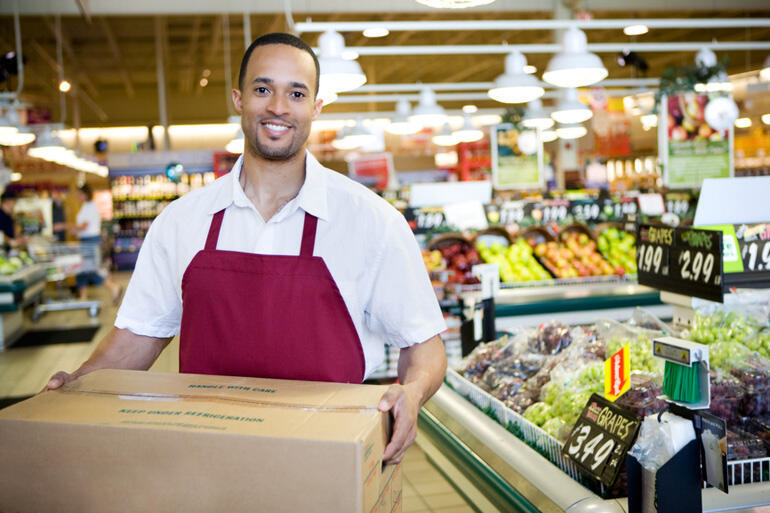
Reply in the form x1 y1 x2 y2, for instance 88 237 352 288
261 120 292 136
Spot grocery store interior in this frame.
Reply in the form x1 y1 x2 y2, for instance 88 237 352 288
1 0 770 511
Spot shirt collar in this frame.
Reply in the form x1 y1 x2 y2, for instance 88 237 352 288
208 151 329 223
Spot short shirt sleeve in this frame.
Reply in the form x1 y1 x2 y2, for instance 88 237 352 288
364 213 446 348
114 209 183 338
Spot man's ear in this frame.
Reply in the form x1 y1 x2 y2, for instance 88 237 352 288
312 96 323 120
232 89 243 114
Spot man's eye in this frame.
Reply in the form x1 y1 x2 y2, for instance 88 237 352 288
256 87 269 94
291 91 305 98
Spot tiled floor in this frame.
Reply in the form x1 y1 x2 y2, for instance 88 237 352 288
0 272 479 513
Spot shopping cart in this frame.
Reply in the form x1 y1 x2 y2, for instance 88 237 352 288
27 239 102 320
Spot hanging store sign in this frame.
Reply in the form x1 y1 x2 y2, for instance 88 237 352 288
490 124 543 190
660 93 733 188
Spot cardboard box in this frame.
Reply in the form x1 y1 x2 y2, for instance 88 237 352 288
0 369 402 513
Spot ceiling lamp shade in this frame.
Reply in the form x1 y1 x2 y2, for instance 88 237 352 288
543 27 608 88
761 55 770 81
385 99 421 135
623 24 649 36
226 127 244 154
415 0 496 8
453 113 484 143
488 50 545 104
432 124 459 147
555 123 587 140
331 125 358 150
0 103 36 147
551 88 593 124
27 125 66 159
410 88 447 128
318 31 367 93
521 99 555 130
344 118 377 148
540 129 558 143
317 87 338 105
694 49 733 92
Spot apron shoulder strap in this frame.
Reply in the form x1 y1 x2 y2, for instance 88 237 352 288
205 210 225 250
300 212 318 257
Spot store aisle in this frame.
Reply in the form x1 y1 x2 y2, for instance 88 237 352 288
0 272 479 512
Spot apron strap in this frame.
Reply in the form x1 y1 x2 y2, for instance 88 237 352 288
205 210 225 250
300 212 318 257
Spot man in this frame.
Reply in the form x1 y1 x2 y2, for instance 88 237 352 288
0 188 19 248
46 33 447 465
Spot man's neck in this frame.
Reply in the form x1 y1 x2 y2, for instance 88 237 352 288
239 149 307 222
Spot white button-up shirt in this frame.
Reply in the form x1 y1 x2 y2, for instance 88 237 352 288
115 151 446 378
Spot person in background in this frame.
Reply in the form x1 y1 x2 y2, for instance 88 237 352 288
0 189 20 249
51 189 67 242
72 184 123 304
46 32 447 465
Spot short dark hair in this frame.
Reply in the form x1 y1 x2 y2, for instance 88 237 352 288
0 189 17 202
238 33 320 97
79 184 93 201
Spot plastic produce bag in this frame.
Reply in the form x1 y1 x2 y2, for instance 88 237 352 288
628 413 695 473
595 319 664 376
625 307 679 336
616 373 666 419
526 321 574 355
686 302 768 346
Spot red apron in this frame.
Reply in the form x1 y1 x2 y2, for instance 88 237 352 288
178 209 366 383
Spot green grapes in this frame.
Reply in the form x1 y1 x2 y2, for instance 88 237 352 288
688 311 762 346
523 402 553 427
606 335 663 375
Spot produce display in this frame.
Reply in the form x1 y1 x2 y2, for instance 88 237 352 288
597 226 637 275
0 252 35 275
606 334 664 374
534 233 615 279
428 239 481 285
421 249 445 273
688 310 762 346
477 238 551 283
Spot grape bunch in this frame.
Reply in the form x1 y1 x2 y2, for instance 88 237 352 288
688 310 762 346
528 322 573 355
606 335 663 375
523 401 552 427
744 329 770 361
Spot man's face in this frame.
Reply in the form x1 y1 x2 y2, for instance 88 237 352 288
233 44 322 161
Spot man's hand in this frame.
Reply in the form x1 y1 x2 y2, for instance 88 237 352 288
43 370 77 392
379 335 447 464
378 383 421 464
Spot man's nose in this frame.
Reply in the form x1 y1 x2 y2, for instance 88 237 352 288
267 93 289 115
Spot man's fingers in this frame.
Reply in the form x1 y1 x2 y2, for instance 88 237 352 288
378 386 401 412
43 371 73 392
383 425 416 464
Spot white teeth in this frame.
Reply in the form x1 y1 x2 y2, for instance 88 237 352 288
265 123 289 132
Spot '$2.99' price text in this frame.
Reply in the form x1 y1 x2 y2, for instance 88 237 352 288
566 423 616 472
678 249 716 285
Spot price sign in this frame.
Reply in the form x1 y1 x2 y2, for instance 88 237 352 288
562 393 641 487
636 224 673 291
736 223 770 273
403 207 446 234
486 201 526 227
670 227 723 302
533 200 569 225
570 200 602 223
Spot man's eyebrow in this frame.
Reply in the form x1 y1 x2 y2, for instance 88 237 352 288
250 77 309 91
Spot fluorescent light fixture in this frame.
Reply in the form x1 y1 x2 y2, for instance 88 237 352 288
761 113 770 125
415 0 496 8
551 88 593 124
410 87 447 128
488 50 545 104
523 65 537 75
522 98 555 130
555 123 587 140
0 130 35 146
462 105 478 114
761 55 770 80
385 99 421 135
541 129 558 142
453 113 484 143
623 24 649 36
734 117 752 128
432 124 459 147
58 80 71 93
318 31 367 93
543 27 608 88
694 70 733 92
363 27 389 38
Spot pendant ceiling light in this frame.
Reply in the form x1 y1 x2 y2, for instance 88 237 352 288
318 31 367 93
0 102 36 147
385 99 421 135
27 125 66 159
317 87 338 106
431 123 458 147
541 129 558 143
415 0 495 8
331 125 358 150
344 118 377 148
453 113 484 143
488 50 545 104
761 55 770 81
521 99 555 130
555 123 587 140
409 87 447 128
543 27 608 88
551 88 593 124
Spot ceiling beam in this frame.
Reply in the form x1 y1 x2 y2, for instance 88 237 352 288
99 17 135 98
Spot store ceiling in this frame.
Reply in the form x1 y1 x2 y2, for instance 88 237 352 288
1 1 770 128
